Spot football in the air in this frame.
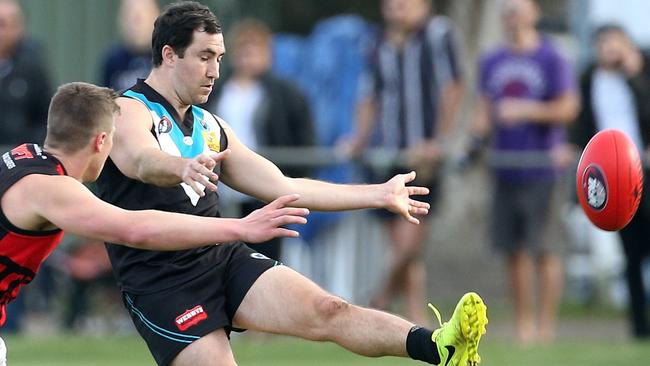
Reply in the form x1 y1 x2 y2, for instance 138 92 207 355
576 129 643 231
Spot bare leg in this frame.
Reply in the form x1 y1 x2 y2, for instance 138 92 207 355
405 259 429 326
370 220 407 309
234 265 414 358
372 218 428 325
170 329 237 366
537 252 563 343
509 250 535 344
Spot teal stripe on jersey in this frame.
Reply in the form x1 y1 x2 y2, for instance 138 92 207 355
123 90 206 159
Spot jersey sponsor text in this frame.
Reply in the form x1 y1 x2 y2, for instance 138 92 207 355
175 305 208 331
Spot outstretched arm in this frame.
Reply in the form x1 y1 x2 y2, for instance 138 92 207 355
219 121 430 224
17 175 308 250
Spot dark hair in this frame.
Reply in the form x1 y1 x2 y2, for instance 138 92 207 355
45 82 120 153
593 23 627 42
152 1 222 67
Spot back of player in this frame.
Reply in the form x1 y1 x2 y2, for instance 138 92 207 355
0 143 67 325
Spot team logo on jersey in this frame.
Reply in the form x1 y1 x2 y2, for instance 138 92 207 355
175 305 208 331
10 144 34 160
582 164 607 211
250 253 270 260
202 131 220 152
158 116 173 134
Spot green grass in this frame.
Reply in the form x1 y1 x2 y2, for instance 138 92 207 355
1 334 649 366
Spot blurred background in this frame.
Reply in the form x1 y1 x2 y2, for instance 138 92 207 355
1 0 650 364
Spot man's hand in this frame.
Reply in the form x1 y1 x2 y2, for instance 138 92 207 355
381 171 430 224
620 43 643 77
406 141 443 182
495 98 535 126
551 144 578 169
181 149 230 196
240 194 309 243
407 140 442 166
337 135 367 160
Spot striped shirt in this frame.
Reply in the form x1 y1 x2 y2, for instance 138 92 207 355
362 16 463 149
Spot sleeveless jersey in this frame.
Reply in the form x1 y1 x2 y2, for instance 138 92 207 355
95 79 229 294
0 143 66 325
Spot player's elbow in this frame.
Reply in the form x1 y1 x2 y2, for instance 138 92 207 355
116 223 156 250
134 164 160 186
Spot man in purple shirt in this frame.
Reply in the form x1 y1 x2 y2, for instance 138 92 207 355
471 0 579 344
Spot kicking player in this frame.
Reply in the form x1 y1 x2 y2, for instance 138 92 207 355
0 82 308 329
97 2 488 366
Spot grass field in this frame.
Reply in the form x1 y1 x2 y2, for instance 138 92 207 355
2 334 650 366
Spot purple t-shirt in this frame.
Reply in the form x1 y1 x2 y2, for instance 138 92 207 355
479 37 575 181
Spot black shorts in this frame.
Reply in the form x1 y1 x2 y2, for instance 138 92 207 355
121 242 278 366
491 178 560 255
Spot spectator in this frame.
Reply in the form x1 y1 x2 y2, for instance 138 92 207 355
471 0 579 344
208 18 315 261
0 0 51 146
61 239 115 331
100 0 159 90
346 0 464 325
570 24 650 339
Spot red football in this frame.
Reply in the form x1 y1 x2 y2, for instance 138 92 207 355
576 129 643 231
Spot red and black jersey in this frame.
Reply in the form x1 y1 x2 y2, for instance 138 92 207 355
0 143 67 326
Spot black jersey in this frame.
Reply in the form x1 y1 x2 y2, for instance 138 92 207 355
95 80 229 294
0 144 66 325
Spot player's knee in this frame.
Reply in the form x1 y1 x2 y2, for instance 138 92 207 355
404 244 424 261
316 295 350 318
308 295 350 340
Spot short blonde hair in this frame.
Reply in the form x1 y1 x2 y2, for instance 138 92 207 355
45 82 120 153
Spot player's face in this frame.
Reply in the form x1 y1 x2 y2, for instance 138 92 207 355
172 30 224 106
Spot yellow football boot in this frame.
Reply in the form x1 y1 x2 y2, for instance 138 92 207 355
429 292 488 366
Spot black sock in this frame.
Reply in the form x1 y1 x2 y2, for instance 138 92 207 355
406 326 440 364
